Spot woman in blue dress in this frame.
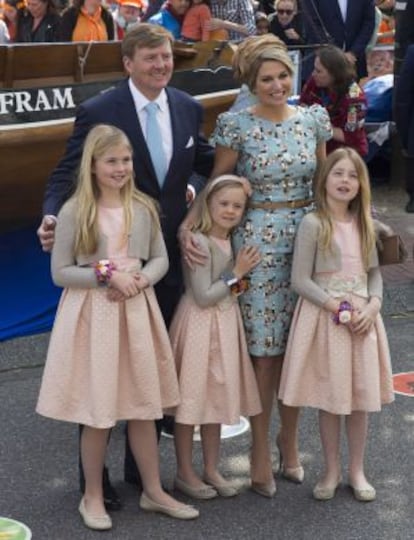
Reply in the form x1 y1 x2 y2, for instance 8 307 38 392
209 34 332 496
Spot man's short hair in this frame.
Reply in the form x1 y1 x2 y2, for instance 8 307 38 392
122 23 174 58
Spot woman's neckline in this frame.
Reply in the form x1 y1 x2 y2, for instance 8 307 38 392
249 104 298 123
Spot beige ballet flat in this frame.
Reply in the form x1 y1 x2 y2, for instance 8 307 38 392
139 492 199 520
78 498 112 531
174 477 218 499
313 477 342 501
203 476 239 497
349 483 376 502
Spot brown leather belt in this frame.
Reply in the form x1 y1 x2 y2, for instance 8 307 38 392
249 198 314 210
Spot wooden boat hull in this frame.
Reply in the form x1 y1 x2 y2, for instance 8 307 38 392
0 41 239 231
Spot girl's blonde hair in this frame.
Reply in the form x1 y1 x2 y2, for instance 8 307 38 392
315 147 375 269
73 124 160 256
194 174 250 235
232 34 294 92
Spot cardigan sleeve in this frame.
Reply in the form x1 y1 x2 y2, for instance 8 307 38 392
290 214 331 307
51 201 99 289
139 222 169 286
367 267 383 301
186 234 231 308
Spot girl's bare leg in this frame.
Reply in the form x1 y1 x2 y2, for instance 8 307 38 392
201 424 224 483
346 411 371 488
127 419 189 508
174 422 207 488
317 410 342 487
80 426 110 516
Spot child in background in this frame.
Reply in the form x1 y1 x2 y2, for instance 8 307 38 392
255 11 269 35
37 124 199 530
170 175 262 499
279 148 394 502
181 0 211 41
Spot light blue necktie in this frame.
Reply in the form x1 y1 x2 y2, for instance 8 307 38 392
145 102 167 188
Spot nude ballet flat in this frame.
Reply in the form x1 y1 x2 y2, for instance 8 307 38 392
313 477 342 501
139 492 199 520
349 483 376 502
78 498 112 530
174 477 218 499
251 479 277 498
202 476 239 497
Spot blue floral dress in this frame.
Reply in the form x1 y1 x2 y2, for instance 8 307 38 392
210 105 332 357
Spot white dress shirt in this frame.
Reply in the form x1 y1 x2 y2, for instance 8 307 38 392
128 78 173 169
337 0 348 21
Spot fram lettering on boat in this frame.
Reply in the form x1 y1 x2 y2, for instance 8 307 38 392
0 87 76 115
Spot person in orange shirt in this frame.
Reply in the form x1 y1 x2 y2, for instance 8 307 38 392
60 0 115 41
377 13 395 45
181 0 212 42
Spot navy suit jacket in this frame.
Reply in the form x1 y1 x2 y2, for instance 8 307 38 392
394 0 414 71
395 44 414 157
302 0 375 77
43 79 214 293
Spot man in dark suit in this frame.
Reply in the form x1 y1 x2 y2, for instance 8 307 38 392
395 43 414 213
301 0 375 80
394 0 414 74
37 23 214 508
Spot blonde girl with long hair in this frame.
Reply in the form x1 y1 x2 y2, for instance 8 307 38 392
170 175 262 500
37 124 199 530
279 147 394 502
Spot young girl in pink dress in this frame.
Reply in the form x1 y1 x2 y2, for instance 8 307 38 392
169 175 262 500
279 147 394 502
36 124 199 530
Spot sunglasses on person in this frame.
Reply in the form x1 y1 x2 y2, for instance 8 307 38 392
277 9 293 15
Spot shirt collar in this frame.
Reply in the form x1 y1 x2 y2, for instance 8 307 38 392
128 78 168 113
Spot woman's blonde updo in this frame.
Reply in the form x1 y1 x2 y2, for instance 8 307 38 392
232 34 295 92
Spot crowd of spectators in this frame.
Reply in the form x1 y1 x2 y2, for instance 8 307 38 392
0 0 398 49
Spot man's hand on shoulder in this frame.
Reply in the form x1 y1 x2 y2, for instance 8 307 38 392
37 215 57 252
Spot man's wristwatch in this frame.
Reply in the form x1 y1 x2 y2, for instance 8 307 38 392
220 271 238 287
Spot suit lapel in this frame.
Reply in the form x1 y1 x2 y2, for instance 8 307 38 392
164 87 185 188
330 0 345 25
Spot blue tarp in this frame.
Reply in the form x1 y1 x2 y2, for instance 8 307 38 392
0 226 61 341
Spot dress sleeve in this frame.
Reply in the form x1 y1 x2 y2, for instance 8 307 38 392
308 104 333 143
209 111 243 151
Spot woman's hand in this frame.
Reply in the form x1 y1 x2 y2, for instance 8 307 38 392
109 271 141 298
233 245 261 279
178 228 208 269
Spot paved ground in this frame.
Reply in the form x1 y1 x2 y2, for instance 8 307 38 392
0 182 413 540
